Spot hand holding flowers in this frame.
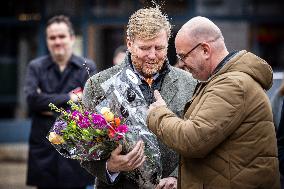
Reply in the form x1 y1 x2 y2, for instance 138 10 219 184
106 140 146 173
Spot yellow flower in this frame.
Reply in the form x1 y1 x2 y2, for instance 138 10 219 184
101 107 114 122
70 121 77 129
95 129 103 135
82 129 89 135
100 107 110 114
48 132 65 144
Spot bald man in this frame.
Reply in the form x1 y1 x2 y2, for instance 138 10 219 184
147 16 280 188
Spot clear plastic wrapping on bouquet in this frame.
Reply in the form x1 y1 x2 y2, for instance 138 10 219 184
97 66 162 188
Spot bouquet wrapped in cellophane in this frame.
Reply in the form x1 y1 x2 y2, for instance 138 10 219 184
47 66 162 189
48 101 129 161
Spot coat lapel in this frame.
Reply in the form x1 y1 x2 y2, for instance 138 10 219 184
160 68 178 104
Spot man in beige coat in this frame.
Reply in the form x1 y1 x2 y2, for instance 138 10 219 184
147 16 280 189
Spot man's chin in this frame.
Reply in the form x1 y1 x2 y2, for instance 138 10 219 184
52 53 65 61
142 69 158 78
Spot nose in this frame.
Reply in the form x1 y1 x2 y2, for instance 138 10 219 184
54 37 61 44
147 47 156 59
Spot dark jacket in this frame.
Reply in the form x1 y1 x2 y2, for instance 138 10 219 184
24 54 96 187
81 53 197 189
277 99 284 174
272 90 284 130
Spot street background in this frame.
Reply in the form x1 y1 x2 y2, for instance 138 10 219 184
0 0 283 188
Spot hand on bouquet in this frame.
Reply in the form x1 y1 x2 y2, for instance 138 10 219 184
155 177 177 189
106 140 146 172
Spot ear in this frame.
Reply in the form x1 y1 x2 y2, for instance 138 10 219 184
201 43 211 59
70 35 76 45
126 37 133 53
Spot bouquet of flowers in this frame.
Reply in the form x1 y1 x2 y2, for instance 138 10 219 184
47 66 162 189
47 100 129 161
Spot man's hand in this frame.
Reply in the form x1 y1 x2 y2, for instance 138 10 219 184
69 87 83 102
148 90 167 114
106 140 146 173
155 177 177 189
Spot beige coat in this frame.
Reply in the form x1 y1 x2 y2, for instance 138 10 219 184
147 50 280 189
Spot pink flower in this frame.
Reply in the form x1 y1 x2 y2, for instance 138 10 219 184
91 113 107 128
116 124 128 133
78 116 91 128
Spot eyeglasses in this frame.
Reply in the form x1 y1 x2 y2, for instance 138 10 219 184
176 43 202 63
176 36 220 64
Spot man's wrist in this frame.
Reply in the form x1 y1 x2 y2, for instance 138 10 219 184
106 161 120 183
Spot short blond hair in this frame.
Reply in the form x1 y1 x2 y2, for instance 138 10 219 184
127 7 171 41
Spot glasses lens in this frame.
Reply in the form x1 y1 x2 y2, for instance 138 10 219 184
177 54 184 61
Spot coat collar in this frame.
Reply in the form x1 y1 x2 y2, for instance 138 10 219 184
160 66 179 104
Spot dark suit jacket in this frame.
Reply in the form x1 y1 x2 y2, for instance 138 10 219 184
24 54 96 187
81 54 196 189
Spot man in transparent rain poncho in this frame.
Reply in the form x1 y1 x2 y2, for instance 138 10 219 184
81 6 196 189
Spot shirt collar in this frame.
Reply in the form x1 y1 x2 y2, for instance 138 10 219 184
45 54 83 69
211 51 238 76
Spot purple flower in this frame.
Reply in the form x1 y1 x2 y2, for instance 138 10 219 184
71 110 85 124
78 116 91 128
91 113 107 128
72 110 80 117
52 120 67 135
116 124 128 133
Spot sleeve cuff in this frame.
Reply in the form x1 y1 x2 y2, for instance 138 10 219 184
147 105 173 135
106 161 120 183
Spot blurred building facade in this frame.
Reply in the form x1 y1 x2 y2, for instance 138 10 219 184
0 0 283 120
